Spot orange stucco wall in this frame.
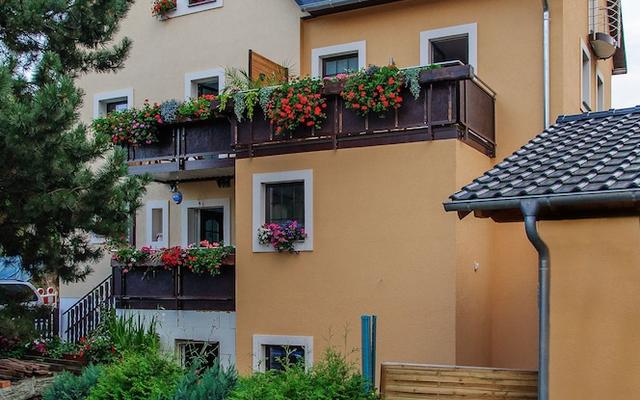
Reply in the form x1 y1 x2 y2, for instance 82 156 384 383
235 141 461 374
543 217 640 399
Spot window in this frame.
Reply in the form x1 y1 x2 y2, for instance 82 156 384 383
252 335 313 372
596 70 605 111
420 23 478 71
106 99 128 114
176 340 219 369
184 69 225 100
164 0 223 18
430 35 469 65
146 200 169 248
265 182 305 226
322 53 359 78
581 41 592 111
181 199 231 246
253 170 313 252
311 41 366 78
264 345 305 371
93 88 133 118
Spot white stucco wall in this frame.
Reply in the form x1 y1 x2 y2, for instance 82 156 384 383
117 309 237 368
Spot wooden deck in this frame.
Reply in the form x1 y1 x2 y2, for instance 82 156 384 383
381 363 538 399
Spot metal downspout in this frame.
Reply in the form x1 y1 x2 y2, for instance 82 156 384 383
543 0 550 128
521 200 550 400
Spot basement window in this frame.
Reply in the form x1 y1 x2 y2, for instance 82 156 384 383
264 345 306 371
176 340 219 369
252 335 313 372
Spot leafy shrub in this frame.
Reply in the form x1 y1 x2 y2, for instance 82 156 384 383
98 311 159 354
229 348 378 400
87 351 181 400
43 365 103 400
172 359 237 400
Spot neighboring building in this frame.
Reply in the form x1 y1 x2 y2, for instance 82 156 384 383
60 0 629 396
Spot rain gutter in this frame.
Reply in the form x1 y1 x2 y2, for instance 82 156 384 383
298 0 373 12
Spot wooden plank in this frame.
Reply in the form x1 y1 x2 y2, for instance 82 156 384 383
249 50 287 85
381 363 537 400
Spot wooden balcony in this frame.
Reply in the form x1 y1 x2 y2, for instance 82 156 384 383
125 119 235 182
233 65 496 158
112 254 235 311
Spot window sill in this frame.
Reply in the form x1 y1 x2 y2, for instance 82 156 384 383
163 0 223 19
253 241 313 253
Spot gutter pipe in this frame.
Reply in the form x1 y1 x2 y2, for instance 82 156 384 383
521 200 550 400
543 0 550 128
443 189 640 213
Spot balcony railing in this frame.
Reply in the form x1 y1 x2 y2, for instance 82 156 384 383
125 119 235 182
112 254 235 311
233 65 496 158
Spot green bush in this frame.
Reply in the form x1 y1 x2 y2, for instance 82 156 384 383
229 349 379 400
97 311 159 354
172 359 237 400
43 365 102 400
87 351 181 400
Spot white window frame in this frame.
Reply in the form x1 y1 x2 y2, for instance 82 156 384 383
180 198 231 246
311 41 366 78
175 339 220 368
146 200 169 249
184 68 226 100
419 23 478 72
93 88 133 118
596 69 605 111
581 40 592 112
164 0 223 19
252 170 313 252
252 335 313 372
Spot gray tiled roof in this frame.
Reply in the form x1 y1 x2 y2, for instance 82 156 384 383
446 106 640 209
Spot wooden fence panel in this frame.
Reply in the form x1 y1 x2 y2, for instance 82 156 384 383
381 363 538 400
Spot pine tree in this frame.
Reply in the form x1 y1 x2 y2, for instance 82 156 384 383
0 0 148 282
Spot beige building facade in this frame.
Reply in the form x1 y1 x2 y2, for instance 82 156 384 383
61 0 635 398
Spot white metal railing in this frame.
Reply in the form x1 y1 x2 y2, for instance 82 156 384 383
589 0 622 47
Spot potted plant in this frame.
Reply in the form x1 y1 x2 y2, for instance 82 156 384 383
152 0 177 19
257 220 307 253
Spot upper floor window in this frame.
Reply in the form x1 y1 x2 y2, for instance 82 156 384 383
430 35 469 65
253 170 313 252
420 23 477 71
265 182 305 226
581 41 592 111
181 199 231 246
184 68 225 100
93 88 133 118
311 41 366 78
165 0 223 18
596 70 605 111
322 53 359 78
146 200 169 249
106 99 128 114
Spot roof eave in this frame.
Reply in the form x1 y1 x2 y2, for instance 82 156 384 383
444 190 640 221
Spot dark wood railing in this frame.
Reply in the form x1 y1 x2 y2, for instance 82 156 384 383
126 119 235 181
62 275 113 342
112 254 235 311
35 308 59 340
233 65 496 158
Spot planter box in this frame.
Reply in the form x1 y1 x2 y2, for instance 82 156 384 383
112 254 235 311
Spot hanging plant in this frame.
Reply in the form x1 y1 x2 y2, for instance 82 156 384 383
403 65 442 100
152 0 176 18
341 65 403 117
177 94 216 121
159 99 180 124
266 77 327 137
258 87 275 116
244 90 259 120
233 92 247 122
